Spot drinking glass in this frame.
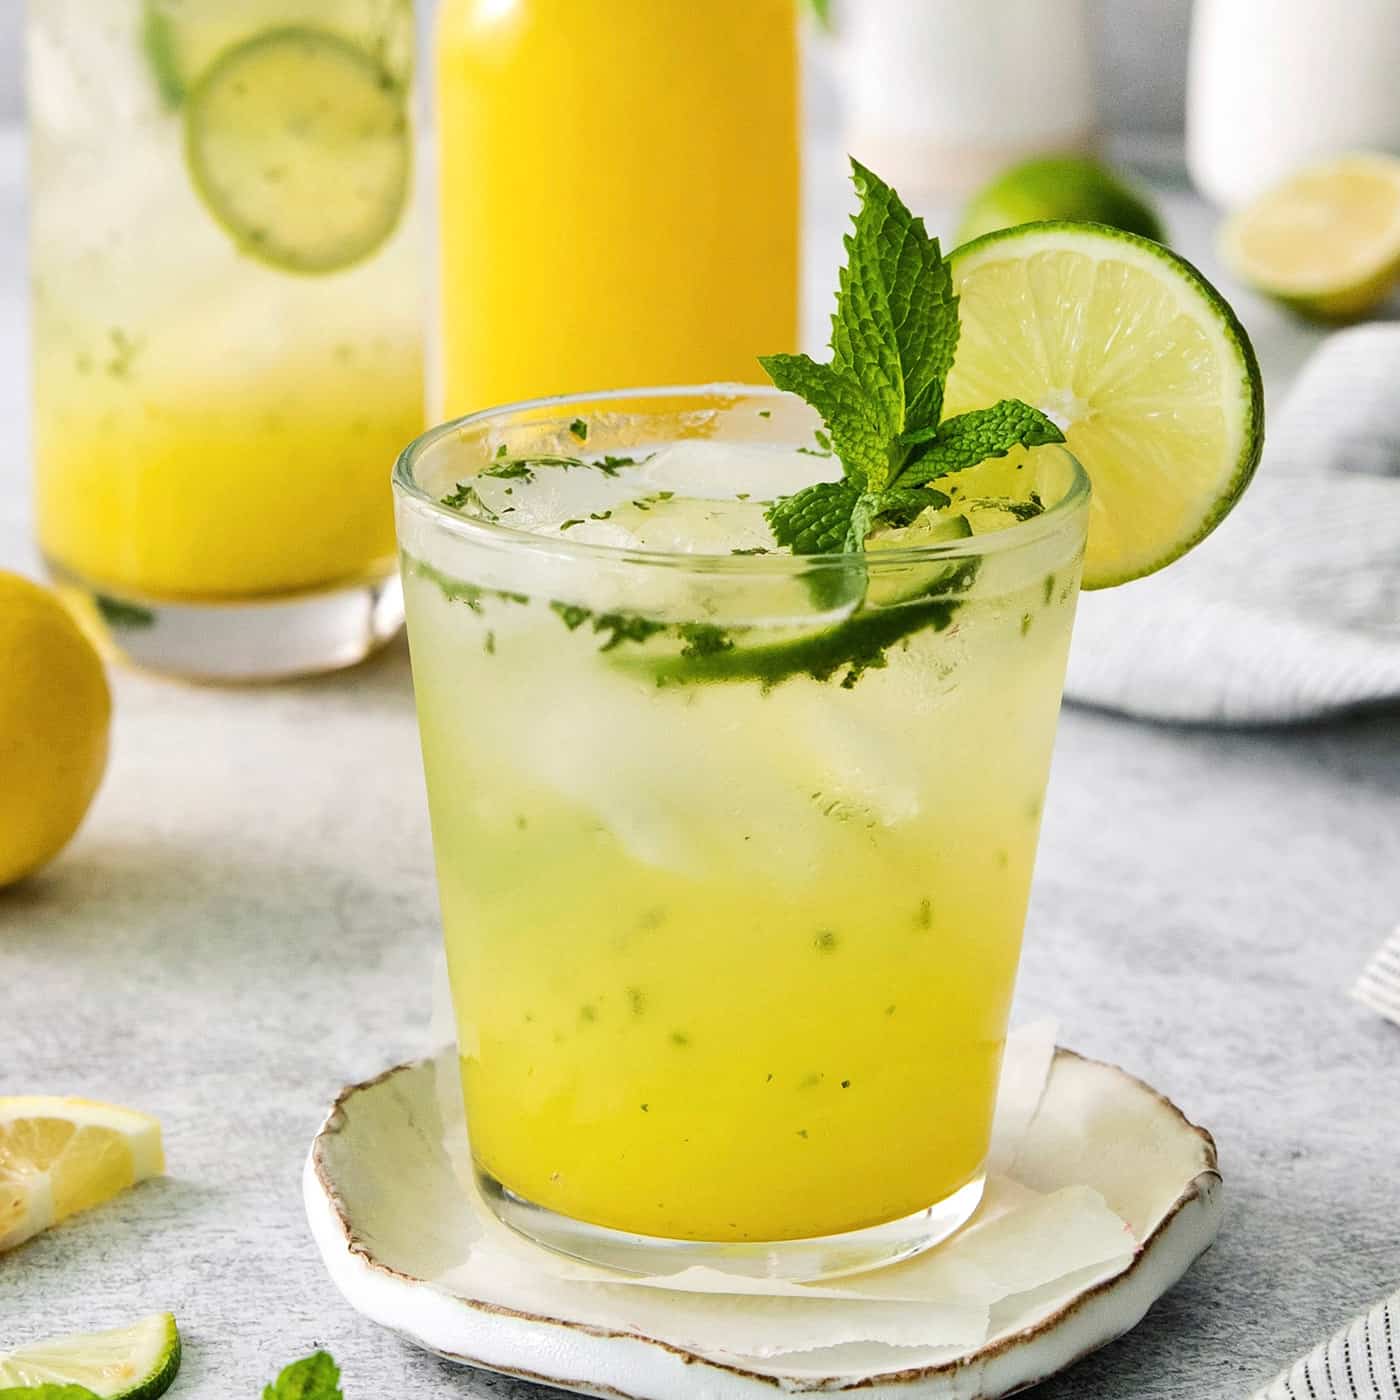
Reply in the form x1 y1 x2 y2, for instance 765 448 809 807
396 385 1090 1279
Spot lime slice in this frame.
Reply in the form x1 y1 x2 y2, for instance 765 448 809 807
143 0 414 105
1220 153 1400 320
0 1314 180 1399
183 26 411 276
957 155 1165 247
945 222 1264 589
866 512 973 606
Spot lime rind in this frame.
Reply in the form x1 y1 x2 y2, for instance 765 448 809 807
140 3 186 108
141 0 415 106
0 1314 180 1400
948 219 1264 589
182 25 411 277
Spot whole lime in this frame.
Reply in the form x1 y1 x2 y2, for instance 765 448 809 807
956 155 1165 247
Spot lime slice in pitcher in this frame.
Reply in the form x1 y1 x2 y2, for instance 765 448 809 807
183 26 412 276
142 0 414 105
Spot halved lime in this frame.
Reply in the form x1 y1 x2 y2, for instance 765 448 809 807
946 222 1264 589
183 26 411 276
143 0 414 105
1221 153 1400 320
957 155 1165 247
0 1314 180 1399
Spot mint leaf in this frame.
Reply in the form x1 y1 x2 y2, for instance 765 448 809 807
846 492 884 552
761 160 1050 556
876 486 951 527
767 481 863 553
758 354 886 484
263 1351 342 1400
832 160 960 459
901 401 1064 485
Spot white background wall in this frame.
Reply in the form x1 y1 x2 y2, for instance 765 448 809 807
1 9 18 121
0 1 1192 134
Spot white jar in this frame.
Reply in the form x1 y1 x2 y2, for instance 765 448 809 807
1188 0 1400 208
838 0 1098 200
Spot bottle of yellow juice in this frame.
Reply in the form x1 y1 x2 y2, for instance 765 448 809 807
434 0 801 414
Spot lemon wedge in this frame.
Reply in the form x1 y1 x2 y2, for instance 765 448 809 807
0 1097 164 1253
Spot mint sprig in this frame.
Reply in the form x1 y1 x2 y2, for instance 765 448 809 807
760 161 1062 556
264 1351 342 1400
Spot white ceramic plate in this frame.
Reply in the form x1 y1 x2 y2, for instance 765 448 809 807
305 1049 1222 1399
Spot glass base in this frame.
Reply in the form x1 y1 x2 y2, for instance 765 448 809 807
477 1168 986 1282
45 559 405 683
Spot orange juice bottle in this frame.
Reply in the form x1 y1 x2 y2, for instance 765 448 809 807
435 0 801 414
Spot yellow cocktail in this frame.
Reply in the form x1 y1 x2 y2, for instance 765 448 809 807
396 387 1090 1276
434 0 800 414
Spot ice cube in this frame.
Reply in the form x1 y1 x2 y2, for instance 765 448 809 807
494 668 833 881
597 496 777 555
636 440 841 503
471 459 642 531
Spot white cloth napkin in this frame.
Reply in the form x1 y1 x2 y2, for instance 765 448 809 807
1064 325 1400 726
1355 925 1400 1029
1252 1290 1400 1399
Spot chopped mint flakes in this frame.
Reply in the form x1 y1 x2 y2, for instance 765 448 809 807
441 481 489 513
761 160 1062 560
678 623 733 658
550 601 666 652
439 451 654 514
481 460 535 481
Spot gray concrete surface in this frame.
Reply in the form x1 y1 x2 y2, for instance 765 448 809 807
3 110 1399 1400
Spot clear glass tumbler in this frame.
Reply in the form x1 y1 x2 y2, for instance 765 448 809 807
28 0 424 680
395 385 1090 1280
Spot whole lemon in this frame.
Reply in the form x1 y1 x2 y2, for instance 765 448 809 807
0 572 111 886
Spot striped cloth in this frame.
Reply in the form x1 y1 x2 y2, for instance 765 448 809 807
1355 927 1400 1028
1063 326 1400 726
1252 1292 1400 1399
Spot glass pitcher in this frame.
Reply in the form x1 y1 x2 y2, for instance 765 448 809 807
28 0 425 679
